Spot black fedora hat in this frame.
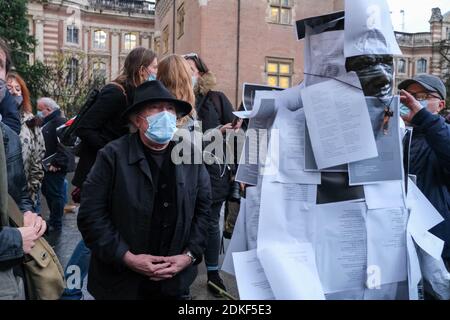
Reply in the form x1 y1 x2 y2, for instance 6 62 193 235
122 80 192 119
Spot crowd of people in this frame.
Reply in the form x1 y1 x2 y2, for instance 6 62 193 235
0 32 450 300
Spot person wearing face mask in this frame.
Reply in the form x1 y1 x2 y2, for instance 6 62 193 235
157 54 197 129
398 74 450 271
6 73 45 213
60 47 158 300
0 38 21 135
184 53 241 296
77 80 211 300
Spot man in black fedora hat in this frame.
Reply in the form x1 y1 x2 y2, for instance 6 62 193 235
77 80 212 300
398 74 450 274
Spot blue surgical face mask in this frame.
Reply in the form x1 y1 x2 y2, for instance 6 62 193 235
192 76 197 87
14 95 23 107
400 100 428 116
37 111 45 118
399 103 410 116
143 111 177 144
147 74 157 81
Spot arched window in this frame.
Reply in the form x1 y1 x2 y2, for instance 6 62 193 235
124 33 137 50
397 59 406 74
416 58 427 74
93 30 107 49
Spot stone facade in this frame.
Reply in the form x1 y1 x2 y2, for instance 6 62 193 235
27 0 156 80
395 7 450 89
155 0 344 107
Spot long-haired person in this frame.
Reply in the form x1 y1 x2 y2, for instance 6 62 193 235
184 53 241 296
157 54 196 129
6 72 46 213
62 47 158 300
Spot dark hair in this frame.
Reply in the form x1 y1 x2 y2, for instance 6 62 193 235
184 53 209 74
114 46 157 88
0 38 12 74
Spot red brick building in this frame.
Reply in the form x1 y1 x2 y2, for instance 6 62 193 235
27 0 156 80
155 0 344 107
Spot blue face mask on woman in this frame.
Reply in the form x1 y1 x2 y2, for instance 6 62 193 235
147 74 157 81
142 111 177 144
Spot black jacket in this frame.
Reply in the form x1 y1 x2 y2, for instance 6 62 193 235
1 122 33 213
77 133 212 299
72 83 134 187
409 109 450 259
41 109 74 172
195 89 235 203
0 85 21 135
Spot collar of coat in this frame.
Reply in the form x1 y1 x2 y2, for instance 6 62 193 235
127 133 185 187
195 71 216 96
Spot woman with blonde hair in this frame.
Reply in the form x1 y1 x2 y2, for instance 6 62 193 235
6 72 46 212
157 54 196 128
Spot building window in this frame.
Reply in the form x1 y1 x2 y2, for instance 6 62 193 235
416 58 427 74
397 59 406 74
93 30 107 49
67 58 78 85
269 0 292 25
67 25 79 44
93 61 107 82
447 27 450 40
124 33 137 50
162 26 169 54
177 3 185 39
266 58 293 88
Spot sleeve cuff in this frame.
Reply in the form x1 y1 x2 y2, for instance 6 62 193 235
411 108 435 127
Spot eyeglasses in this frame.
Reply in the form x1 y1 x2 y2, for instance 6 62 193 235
183 52 198 59
404 91 441 101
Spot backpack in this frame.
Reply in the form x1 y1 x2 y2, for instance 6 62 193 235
59 82 127 149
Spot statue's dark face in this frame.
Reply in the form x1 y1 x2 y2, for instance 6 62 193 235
345 55 394 98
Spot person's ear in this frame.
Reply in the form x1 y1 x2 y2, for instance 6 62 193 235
438 99 446 113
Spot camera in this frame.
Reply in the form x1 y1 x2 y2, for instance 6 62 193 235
228 180 241 202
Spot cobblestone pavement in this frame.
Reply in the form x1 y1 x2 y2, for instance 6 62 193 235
40 180 239 300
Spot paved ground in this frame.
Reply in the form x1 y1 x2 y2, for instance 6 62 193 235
40 177 239 300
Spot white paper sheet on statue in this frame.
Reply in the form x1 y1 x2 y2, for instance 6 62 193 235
364 180 405 210
301 72 377 169
271 107 321 184
314 202 367 293
324 282 407 300
232 249 275 300
304 29 346 87
274 84 304 112
348 97 404 185
241 83 284 112
235 92 278 185
304 122 348 172
406 233 422 300
257 243 325 300
344 0 402 58
407 179 444 231
366 208 408 286
245 186 261 250
257 180 316 251
233 89 280 119
416 246 450 300
407 179 445 260
221 198 247 276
